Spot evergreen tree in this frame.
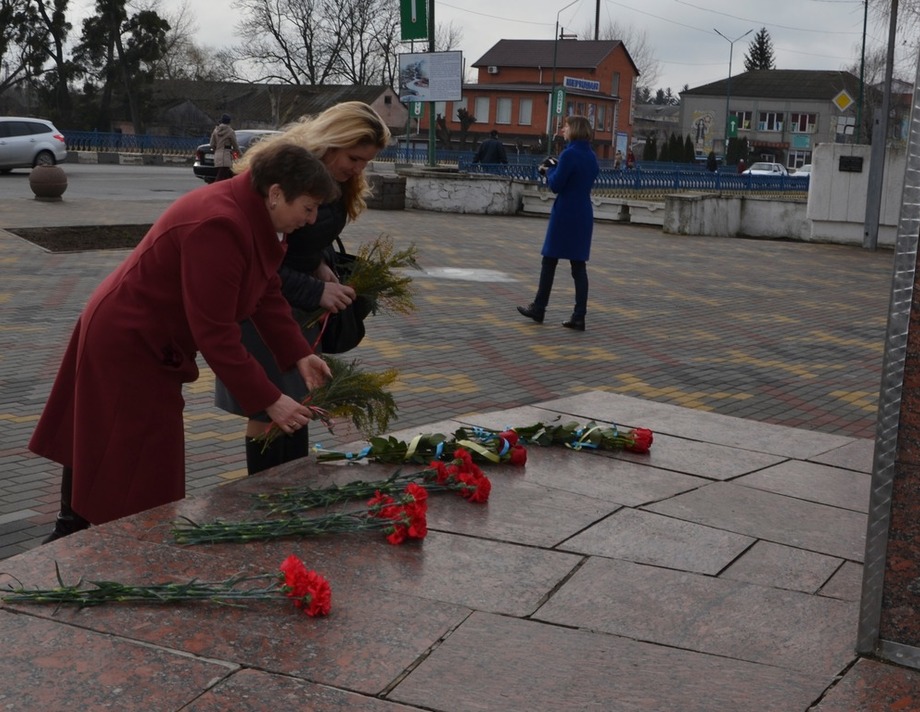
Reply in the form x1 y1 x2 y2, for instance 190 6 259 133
658 133 671 162
683 135 695 162
642 136 657 161
744 27 775 71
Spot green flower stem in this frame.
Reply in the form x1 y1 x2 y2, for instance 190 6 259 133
172 510 400 545
2 572 284 608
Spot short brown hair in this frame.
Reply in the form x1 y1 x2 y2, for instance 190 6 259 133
565 115 593 142
248 141 340 205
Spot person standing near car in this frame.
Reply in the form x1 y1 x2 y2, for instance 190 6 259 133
517 114 599 332
210 113 239 182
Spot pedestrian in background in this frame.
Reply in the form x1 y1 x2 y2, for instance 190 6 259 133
30 142 338 541
706 150 718 172
517 114 599 332
473 129 508 164
210 113 239 182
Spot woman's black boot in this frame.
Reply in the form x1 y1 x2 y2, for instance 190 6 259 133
282 426 311 463
245 436 287 475
43 466 90 544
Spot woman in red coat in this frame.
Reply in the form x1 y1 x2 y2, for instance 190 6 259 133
30 141 339 540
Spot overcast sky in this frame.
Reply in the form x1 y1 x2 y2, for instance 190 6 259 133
74 0 897 92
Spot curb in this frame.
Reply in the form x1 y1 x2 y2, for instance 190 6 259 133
66 151 194 167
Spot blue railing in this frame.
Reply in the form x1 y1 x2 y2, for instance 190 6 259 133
59 131 809 192
456 159 809 193
63 130 208 154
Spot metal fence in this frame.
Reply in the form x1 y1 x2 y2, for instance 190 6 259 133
60 130 809 193
64 130 207 154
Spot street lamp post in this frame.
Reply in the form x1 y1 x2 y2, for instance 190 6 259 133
547 0 579 151
714 28 753 156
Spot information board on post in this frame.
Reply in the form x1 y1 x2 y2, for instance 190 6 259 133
398 51 463 103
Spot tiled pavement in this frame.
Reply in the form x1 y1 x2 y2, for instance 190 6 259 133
0 179 894 558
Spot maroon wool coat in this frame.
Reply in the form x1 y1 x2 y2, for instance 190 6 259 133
29 172 312 524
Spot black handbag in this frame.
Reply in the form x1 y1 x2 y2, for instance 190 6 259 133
318 238 367 354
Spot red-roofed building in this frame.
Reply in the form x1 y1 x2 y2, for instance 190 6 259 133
416 39 638 159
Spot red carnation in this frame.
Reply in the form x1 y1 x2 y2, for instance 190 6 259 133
508 444 527 465
626 428 654 453
279 555 332 616
498 429 519 446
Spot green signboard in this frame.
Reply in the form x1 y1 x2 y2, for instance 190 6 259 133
411 102 424 118
400 0 428 41
553 87 566 118
727 115 739 138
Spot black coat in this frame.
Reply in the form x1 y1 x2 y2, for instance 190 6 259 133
280 199 348 310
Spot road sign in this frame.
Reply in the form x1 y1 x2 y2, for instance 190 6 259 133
411 102 423 118
400 0 428 41
728 116 739 138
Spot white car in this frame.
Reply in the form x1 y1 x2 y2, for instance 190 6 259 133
793 164 812 175
742 162 789 176
0 117 68 173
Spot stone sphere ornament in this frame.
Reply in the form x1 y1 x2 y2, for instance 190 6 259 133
29 164 68 201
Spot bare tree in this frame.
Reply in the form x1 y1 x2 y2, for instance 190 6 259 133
579 19 660 94
866 0 918 81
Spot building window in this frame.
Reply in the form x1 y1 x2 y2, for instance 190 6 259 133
730 110 753 130
474 96 490 123
758 112 783 132
597 105 606 132
612 72 620 95
790 113 817 133
518 98 532 125
384 95 392 105
496 97 512 124
435 101 446 119
452 97 468 123
788 150 811 169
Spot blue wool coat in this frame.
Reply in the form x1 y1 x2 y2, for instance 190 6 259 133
541 139 600 261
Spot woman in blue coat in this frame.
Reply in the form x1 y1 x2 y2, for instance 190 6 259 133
518 115 599 331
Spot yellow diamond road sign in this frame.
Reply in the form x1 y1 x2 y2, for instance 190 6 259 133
833 90 855 112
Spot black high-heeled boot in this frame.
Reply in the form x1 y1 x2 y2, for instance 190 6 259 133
282 426 311 463
43 466 90 544
245 436 288 475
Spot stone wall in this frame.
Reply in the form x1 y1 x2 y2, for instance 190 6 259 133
398 166 526 215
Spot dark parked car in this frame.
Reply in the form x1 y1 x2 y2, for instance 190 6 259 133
192 129 281 183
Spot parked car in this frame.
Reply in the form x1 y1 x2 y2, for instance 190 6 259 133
793 164 812 175
0 117 67 173
742 162 789 176
192 129 282 183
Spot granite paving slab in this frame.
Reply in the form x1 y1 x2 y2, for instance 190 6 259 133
559 507 755 574
0 609 236 710
811 657 920 711
734 459 871 512
808 437 875 473
542 392 856 459
533 556 858 677
645 481 867 561
191 529 582 618
187 669 424 711
720 540 843 593
508 445 710 507
819 561 864 601
389 611 830 712
0 533 469 695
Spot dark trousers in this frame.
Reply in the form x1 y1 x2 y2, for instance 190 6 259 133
534 256 588 318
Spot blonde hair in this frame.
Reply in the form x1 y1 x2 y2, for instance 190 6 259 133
240 101 391 220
